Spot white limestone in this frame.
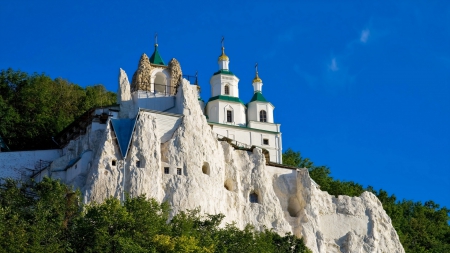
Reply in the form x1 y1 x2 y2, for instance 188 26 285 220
74 80 404 253
0 76 405 253
0 52 404 253
118 68 134 119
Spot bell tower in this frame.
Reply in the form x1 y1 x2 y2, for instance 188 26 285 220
247 64 275 124
206 38 246 126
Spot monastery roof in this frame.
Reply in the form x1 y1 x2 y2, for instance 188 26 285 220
110 117 136 158
207 95 245 106
149 44 166 66
249 91 268 103
213 69 235 76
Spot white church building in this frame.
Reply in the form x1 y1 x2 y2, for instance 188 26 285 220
114 41 283 163
205 46 282 163
0 41 407 253
0 40 283 180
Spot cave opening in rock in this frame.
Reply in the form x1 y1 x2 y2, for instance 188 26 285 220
287 196 301 217
224 178 234 191
202 162 210 175
249 192 259 203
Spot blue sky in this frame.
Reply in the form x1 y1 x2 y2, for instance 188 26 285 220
1 1 449 208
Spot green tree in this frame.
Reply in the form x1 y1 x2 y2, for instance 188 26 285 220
0 68 116 150
282 148 450 253
0 177 312 253
0 178 80 252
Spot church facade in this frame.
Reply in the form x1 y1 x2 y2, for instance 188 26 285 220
204 46 282 163
125 42 283 163
0 41 283 181
0 42 407 253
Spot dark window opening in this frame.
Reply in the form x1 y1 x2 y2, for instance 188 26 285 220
136 160 141 168
263 139 269 145
249 192 258 203
164 167 169 174
224 85 230 95
226 110 233 123
202 162 210 175
177 168 182 175
112 160 117 166
260 110 267 122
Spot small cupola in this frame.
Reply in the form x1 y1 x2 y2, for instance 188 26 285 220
149 34 165 66
218 37 230 70
252 63 263 93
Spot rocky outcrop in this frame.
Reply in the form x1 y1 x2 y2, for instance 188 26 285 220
75 79 404 253
118 68 134 118
168 58 182 94
131 54 153 92
291 170 404 252
82 122 122 203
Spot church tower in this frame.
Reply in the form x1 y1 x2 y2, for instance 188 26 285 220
206 40 246 126
247 65 275 124
128 35 183 114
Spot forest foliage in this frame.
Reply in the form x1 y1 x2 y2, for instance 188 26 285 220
0 69 116 150
0 178 311 253
1 69 449 252
283 148 450 253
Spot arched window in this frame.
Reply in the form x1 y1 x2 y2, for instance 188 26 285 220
154 72 166 93
260 110 267 122
249 192 258 203
224 85 230 95
226 110 233 123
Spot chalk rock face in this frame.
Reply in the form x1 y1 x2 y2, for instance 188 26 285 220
291 170 405 253
83 122 122 203
49 128 103 189
131 54 153 92
80 79 404 253
117 68 134 119
83 112 163 203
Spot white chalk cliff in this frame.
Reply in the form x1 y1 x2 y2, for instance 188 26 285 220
63 72 405 253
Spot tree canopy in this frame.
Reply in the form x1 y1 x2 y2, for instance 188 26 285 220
283 148 450 253
0 68 116 150
0 178 311 253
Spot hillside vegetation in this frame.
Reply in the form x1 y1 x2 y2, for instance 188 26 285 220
1 69 448 252
0 69 116 150
0 178 311 253
283 148 450 253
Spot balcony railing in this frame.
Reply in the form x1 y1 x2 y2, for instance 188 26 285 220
182 74 198 85
215 133 270 162
152 83 177 96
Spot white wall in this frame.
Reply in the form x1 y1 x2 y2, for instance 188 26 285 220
66 150 93 183
247 121 280 132
0 150 61 180
90 121 108 133
150 68 171 93
247 101 274 123
209 74 240 97
133 92 176 112
142 110 184 143
207 100 246 126
210 123 282 163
